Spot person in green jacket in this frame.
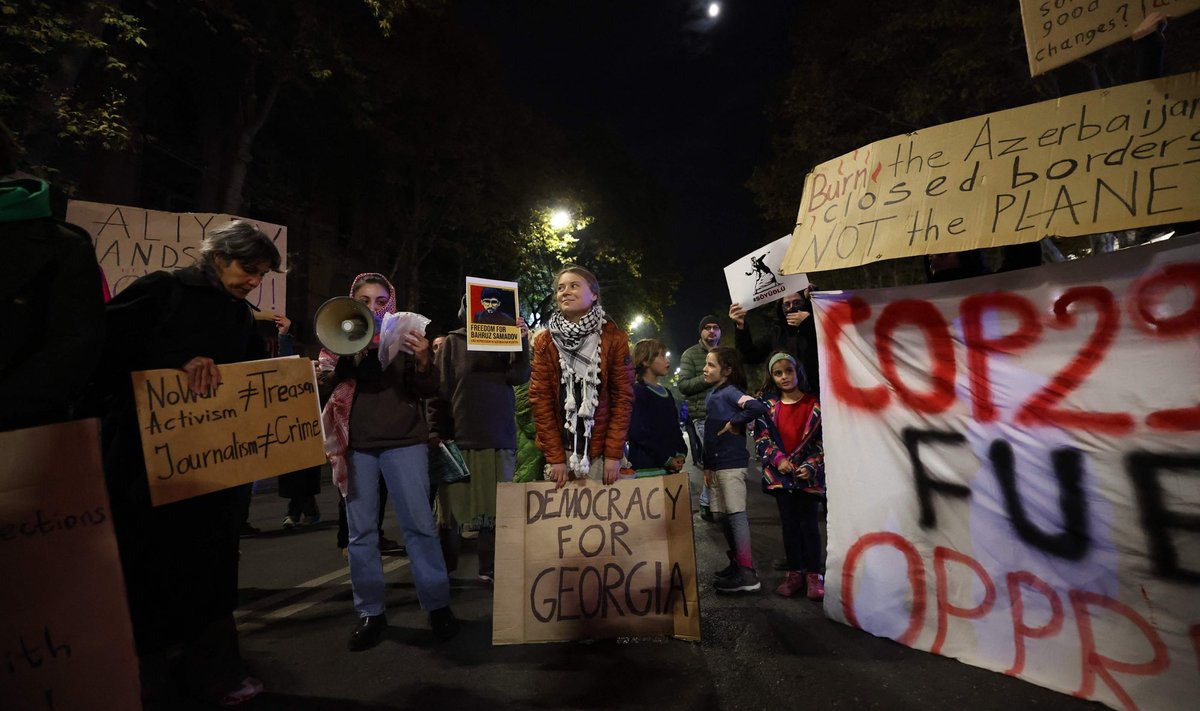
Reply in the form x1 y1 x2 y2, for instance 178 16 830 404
513 381 545 483
676 314 722 520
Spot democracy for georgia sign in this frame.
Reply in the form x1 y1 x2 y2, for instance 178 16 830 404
812 235 1200 711
492 473 700 644
780 71 1200 275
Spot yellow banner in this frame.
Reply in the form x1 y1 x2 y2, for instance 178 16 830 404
131 357 325 506
1019 0 1200 76
65 200 288 312
781 72 1200 275
492 473 701 644
0 420 141 710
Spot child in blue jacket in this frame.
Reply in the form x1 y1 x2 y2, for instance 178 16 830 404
702 346 767 593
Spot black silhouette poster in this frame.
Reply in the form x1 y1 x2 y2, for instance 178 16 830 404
724 234 810 309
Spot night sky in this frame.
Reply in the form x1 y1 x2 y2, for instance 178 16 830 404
457 0 799 353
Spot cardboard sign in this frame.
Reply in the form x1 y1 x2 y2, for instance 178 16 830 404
780 71 1200 275
65 200 288 312
131 357 325 506
492 473 701 644
725 234 811 310
466 276 522 352
1019 0 1200 76
0 420 141 711
812 235 1200 711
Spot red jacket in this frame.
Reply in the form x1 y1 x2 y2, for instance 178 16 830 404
529 320 634 465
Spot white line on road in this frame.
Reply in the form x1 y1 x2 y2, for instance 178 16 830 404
237 557 411 633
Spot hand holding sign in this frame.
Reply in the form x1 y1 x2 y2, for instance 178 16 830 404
182 355 222 394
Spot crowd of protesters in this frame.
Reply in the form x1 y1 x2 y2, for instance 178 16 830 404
2 122 831 707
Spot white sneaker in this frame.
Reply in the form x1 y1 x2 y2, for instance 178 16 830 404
282 516 297 530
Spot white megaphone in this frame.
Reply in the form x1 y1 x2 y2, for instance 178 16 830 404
314 296 376 355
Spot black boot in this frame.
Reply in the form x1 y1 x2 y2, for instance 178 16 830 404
348 614 387 651
429 606 459 641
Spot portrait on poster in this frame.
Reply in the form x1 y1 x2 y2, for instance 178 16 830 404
466 276 522 352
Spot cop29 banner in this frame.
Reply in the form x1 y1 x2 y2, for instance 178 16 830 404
492 473 700 644
780 71 1200 275
1018 0 1200 76
812 236 1200 711
66 200 288 312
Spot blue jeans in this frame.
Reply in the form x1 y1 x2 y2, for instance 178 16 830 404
347 445 450 616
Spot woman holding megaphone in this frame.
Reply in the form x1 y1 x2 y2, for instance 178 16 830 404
317 272 457 651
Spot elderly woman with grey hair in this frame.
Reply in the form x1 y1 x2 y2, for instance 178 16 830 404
99 220 281 706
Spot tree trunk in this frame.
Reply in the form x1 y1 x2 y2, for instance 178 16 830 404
387 181 428 310
220 67 282 214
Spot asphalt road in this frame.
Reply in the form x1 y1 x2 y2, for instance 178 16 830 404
225 461 1106 711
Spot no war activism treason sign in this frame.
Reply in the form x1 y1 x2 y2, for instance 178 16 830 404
65 200 288 313
132 356 325 506
492 473 701 644
813 236 1200 711
1019 0 1200 76
780 71 1200 275
1 420 141 711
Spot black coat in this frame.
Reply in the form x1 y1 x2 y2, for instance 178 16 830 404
0 215 104 431
100 265 265 654
734 297 821 394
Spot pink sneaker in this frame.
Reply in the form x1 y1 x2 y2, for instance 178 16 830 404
806 572 825 601
775 571 806 598
219 676 263 706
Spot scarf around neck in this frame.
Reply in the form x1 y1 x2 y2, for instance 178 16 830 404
548 303 606 476
0 179 51 222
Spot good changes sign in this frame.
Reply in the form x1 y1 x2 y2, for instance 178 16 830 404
813 236 1200 710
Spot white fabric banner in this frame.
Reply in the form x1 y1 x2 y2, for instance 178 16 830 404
813 235 1200 711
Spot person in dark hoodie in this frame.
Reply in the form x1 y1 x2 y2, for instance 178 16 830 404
729 288 820 395
0 122 104 432
925 249 991 283
430 295 530 582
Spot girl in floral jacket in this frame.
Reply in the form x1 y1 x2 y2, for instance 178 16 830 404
752 351 826 600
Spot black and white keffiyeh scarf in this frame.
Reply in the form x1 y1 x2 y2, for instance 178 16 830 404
548 304 606 476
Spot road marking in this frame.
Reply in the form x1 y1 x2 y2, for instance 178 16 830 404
237 557 411 633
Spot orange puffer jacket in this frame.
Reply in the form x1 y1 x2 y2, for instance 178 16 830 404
529 320 635 465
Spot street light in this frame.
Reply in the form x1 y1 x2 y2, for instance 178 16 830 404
629 314 645 332
708 2 721 19
549 209 572 231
